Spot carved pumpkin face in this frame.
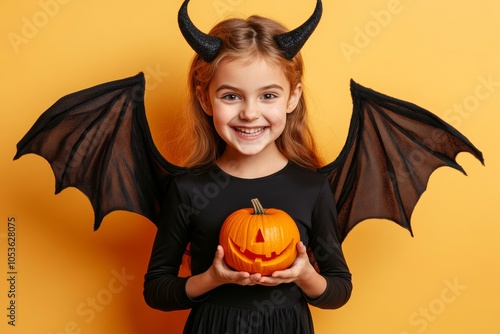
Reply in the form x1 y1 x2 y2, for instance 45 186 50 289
219 199 300 276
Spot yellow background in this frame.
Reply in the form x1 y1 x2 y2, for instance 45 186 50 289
1 0 499 333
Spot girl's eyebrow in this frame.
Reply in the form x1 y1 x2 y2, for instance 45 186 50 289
261 84 285 91
215 84 285 93
214 85 239 93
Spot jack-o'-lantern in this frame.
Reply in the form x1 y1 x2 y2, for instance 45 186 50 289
219 198 300 276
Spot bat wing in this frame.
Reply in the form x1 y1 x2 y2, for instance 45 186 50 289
318 80 484 242
14 73 186 230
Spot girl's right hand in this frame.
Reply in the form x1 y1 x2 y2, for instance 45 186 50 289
209 245 262 286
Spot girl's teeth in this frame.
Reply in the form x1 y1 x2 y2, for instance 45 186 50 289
235 127 265 136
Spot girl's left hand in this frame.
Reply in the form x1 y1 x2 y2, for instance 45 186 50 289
256 241 315 286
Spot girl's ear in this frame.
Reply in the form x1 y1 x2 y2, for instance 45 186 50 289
286 83 303 114
196 86 212 116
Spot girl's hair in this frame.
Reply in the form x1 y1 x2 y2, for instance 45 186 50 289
179 15 322 170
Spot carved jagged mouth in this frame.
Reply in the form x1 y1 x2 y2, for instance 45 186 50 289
228 238 293 262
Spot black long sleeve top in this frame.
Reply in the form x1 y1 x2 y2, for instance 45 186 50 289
143 162 352 332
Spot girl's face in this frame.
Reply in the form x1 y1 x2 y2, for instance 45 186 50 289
199 57 302 161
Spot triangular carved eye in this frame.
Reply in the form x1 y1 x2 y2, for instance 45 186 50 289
255 229 265 243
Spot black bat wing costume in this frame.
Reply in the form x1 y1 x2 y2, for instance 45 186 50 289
14 73 186 231
14 72 484 241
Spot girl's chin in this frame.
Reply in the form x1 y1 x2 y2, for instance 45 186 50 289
225 142 279 159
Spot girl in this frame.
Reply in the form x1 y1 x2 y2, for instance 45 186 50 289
144 2 352 333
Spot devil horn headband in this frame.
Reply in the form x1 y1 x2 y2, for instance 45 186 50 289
178 0 323 62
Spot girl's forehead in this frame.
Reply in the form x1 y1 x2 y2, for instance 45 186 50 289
221 53 279 67
215 57 285 79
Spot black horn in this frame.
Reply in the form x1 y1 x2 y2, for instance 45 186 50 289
178 0 322 62
275 0 323 59
178 0 222 62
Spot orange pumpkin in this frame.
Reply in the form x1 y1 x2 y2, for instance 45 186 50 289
219 198 300 276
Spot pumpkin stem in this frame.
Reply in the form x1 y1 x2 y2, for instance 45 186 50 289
251 198 267 215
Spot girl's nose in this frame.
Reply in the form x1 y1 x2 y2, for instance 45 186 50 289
239 102 260 121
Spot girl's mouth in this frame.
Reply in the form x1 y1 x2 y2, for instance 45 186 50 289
233 127 267 137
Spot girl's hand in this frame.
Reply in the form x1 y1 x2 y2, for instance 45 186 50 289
256 241 313 286
186 245 262 298
187 243 326 300
255 241 327 299
209 245 262 286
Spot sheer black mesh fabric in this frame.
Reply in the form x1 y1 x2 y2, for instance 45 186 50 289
319 80 484 241
14 73 186 230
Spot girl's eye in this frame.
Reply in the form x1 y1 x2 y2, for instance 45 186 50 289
262 93 277 100
222 94 239 101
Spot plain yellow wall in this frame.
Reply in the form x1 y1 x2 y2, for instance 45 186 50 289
1 0 498 333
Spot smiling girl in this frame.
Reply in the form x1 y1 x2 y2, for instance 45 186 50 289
143 3 352 333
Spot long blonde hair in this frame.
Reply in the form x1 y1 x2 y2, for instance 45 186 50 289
179 15 322 170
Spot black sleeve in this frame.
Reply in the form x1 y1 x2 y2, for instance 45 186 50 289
305 180 353 309
143 179 204 311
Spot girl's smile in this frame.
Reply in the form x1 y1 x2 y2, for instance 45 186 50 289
233 126 268 138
